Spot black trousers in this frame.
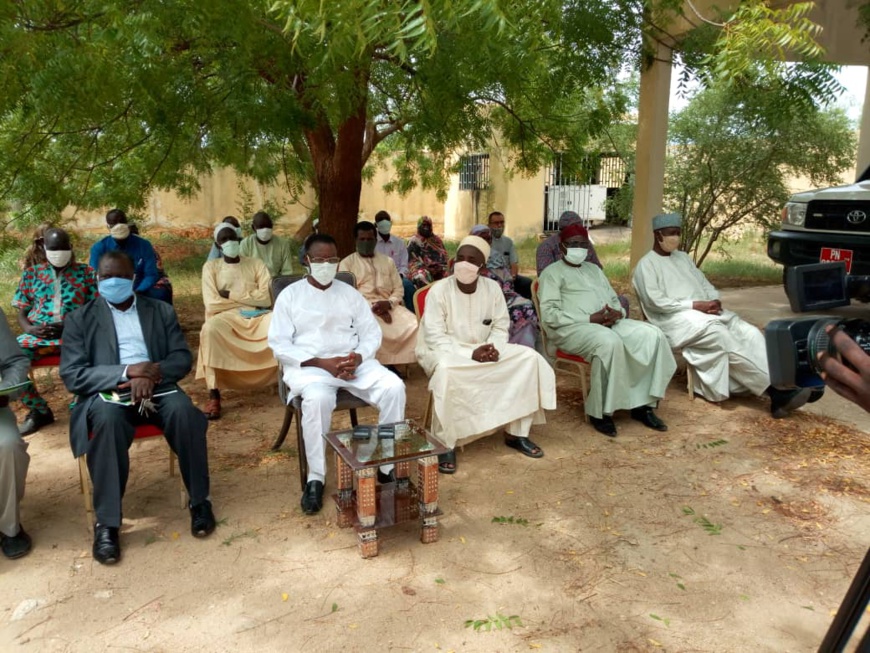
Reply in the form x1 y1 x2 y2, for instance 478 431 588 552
85 391 209 527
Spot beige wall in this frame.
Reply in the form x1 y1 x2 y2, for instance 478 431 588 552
65 152 550 243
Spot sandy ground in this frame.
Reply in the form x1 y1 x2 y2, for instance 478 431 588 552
0 361 867 652
1 228 868 652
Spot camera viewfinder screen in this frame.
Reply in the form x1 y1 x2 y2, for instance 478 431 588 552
799 263 848 310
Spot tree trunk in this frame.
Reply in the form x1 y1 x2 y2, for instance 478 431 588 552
303 68 370 258
314 159 363 257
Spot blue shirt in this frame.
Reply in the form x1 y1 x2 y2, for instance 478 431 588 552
106 297 150 366
89 234 160 293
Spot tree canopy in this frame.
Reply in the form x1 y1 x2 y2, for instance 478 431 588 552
0 0 639 251
664 78 856 265
0 0 844 253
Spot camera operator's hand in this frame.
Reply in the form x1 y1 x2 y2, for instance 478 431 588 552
818 326 870 414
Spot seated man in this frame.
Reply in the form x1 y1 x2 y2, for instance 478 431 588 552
268 234 406 515
128 223 173 304
13 227 98 435
632 213 814 417
339 221 418 368
538 223 676 437
416 235 556 473
486 211 533 299
239 210 295 278
207 216 242 261
0 310 33 559
60 251 215 565
536 210 630 314
373 210 415 310
89 209 167 302
197 223 276 420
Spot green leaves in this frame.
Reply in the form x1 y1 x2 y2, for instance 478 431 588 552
464 613 522 632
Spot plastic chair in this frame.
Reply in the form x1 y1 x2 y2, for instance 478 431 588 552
78 423 188 527
531 279 592 422
269 272 372 491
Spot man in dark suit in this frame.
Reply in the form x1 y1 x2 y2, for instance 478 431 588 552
60 250 215 565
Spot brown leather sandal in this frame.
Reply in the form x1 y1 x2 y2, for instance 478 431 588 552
203 398 221 420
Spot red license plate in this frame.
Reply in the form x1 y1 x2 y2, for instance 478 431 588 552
819 247 853 274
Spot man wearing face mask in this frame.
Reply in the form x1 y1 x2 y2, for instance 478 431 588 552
13 227 98 435
196 223 275 420
373 210 415 310
633 213 814 416
207 216 242 261
268 234 406 515
239 211 295 278
486 211 533 300
416 235 556 473
60 250 215 565
539 223 676 437
339 221 418 368
89 209 163 301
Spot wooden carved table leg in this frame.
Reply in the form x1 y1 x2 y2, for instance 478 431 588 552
335 452 354 528
417 455 439 543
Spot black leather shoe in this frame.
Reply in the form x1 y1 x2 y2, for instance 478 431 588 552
92 524 120 565
1 526 32 559
590 415 617 437
18 408 55 437
190 500 216 538
504 436 544 458
377 469 396 484
631 407 668 431
301 480 324 515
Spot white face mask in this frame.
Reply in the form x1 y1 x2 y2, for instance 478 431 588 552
221 240 241 258
659 234 681 253
564 247 588 265
376 220 392 235
454 260 480 284
233 226 242 238
109 223 131 240
255 227 273 242
46 249 72 268
308 261 338 286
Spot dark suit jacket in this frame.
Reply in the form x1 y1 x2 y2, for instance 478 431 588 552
60 296 193 457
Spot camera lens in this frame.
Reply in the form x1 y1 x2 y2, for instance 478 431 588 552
806 318 843 376
807 317 870 375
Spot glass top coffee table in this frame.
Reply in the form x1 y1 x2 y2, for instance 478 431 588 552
323 419 448 558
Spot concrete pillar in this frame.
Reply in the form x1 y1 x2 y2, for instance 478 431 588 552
629 41 673 272
856 67 870 177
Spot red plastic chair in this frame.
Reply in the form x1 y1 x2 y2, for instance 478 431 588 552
531 279 591 422
79 423 187 527
412 284 436 428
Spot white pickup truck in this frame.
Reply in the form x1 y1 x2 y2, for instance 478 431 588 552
767 166 870 303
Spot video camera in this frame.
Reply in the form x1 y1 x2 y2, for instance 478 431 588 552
765 262 870 389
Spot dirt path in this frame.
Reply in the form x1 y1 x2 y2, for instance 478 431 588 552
0 362 867 652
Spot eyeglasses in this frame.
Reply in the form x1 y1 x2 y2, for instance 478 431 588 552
308 257 340 265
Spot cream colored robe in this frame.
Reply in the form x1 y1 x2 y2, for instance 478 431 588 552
196 256 277 390
415 276 556 448
632 250 770 401
339 252 418 365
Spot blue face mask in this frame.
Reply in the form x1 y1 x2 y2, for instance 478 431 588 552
99 277 135 304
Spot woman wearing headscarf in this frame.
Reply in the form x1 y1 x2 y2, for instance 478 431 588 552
406 216 448 289
469 225 539 349
196 223 276 420
21 223 51 270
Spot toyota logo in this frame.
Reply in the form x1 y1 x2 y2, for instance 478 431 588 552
846 210 867 224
